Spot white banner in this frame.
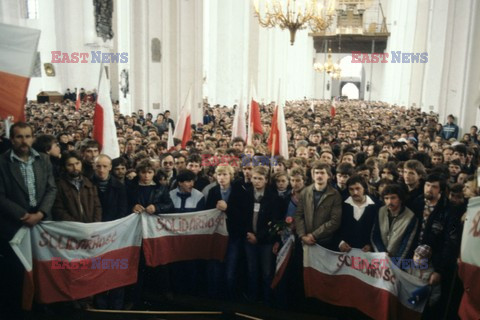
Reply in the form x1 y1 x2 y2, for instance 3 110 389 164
304 245 427 319
461 196 480 266
141 209 228 238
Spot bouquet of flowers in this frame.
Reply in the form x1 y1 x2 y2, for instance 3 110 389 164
269 216 295 244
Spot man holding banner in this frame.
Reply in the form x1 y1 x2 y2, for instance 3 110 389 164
410 173 461 318
0 122 57 316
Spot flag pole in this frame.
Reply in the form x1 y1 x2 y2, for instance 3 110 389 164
96 63 104 102
271 133 277 159
272 78 280 162
249 80 253 145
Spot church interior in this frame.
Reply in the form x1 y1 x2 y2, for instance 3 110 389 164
0 0 479 319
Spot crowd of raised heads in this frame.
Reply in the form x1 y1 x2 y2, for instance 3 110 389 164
0 95 476 318
18 97 479 181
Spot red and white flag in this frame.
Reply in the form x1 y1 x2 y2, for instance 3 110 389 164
231 96 247 141
330 97 338 118
247 85 262 144
173 89 192 149
303 245 427 320
75 88 81 110
0 24 40 122
458 196 480 319
93 66 120 158
142 209 228 266
267 102 289 159
271 234 294 288
10 214 142 306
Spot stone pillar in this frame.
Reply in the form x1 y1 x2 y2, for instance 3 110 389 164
454 0 480 134
408 0 429 109
421 0 450 114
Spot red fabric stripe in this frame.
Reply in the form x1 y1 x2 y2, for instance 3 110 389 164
330 106 336 118
0 71 28 122
458 260 480 319
250 99 263 134
33 246 139 304
182 115 192 148
22 271 34 310
75 93 81 110
143 233 228 267
267 107 280 155
304 267 421 320
271 244 293 289
92 103 104 149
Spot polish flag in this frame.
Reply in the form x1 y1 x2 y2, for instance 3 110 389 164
231 96 247 141
330 97 338 118
75 88 81 110
304 245 427 320
0 24 40 122
93 66 120 158
271 235 294 288
247 85 263 144
458 196 480 319
267 101 289 159
10 214 142 306
173 89 192 148
142 209 228 266
310 100 315 113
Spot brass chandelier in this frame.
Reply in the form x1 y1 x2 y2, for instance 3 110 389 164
253 0 336 45
314 48 341 79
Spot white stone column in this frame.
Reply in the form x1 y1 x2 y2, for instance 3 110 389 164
381 0 418 106
421 0 450 113
454 0 480 134
129 0 149 114
174 0 203 124
408 0 429 108
114 0 132 115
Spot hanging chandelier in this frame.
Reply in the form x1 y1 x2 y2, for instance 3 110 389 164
314 48 341 79
253 0 336 45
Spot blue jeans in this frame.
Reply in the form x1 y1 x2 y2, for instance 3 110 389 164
244 241 274 304
224 237 243 300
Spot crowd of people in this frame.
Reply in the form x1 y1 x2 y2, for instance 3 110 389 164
0 96 477 319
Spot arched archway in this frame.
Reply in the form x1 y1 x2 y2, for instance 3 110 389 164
341 82 360 99
333 55 364 99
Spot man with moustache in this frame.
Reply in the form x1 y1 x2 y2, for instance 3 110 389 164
0 122 57 317
371 184 418 261
295 162 342 249
52 151 102 222
337 175 378 253
411 173 461 319
160 153 177 188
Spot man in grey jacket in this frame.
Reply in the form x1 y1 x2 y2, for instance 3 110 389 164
371 184 418 260
295 162 342 249
0 122 57 316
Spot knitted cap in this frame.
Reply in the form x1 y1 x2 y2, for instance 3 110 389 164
414 244 432 259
